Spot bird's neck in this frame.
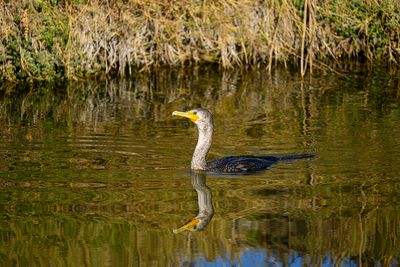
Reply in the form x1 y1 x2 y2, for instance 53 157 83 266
191 122 213 170
192 173 214 228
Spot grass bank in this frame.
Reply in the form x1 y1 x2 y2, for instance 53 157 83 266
1 0 400 81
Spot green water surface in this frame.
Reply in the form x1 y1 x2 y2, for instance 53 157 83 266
0 67 400 266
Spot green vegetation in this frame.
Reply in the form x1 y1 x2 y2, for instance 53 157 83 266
1 1 400 81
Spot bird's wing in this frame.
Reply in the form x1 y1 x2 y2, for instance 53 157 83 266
207 156 277 173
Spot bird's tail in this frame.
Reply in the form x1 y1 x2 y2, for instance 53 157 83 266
278 154 315 161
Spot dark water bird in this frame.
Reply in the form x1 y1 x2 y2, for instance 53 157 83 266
173 172 213 233
172 108 314 174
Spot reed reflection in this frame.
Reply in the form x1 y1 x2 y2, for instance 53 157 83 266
173 171 214 233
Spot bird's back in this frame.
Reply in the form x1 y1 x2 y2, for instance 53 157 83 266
206 155 280 174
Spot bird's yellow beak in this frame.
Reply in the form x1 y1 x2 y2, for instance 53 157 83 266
173 217 200 234
172 110 199 123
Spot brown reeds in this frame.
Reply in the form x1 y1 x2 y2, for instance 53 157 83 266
0 0 399 82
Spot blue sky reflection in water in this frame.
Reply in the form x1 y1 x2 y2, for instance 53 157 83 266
192 250 364 267
0 67 400 266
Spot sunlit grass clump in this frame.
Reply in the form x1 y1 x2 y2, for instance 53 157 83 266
1 0 399 81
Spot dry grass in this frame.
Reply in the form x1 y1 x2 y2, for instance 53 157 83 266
0 0 399 81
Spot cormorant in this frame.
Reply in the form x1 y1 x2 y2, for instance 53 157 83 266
172 108 314 174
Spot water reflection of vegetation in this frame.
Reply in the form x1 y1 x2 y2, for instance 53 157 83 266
1 66 398 131
1 176 399 265
0 67 399 265
237 184 400 266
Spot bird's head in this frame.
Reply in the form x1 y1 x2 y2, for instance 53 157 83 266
172 108 212 125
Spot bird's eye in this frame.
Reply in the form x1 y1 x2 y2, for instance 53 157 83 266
193 111 197 115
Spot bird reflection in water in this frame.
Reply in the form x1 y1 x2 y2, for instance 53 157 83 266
173 171 214 233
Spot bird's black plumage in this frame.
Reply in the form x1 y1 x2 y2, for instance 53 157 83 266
206 155 279 173
206 154 314 174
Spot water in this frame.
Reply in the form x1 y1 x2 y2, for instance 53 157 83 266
0 67 400 266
